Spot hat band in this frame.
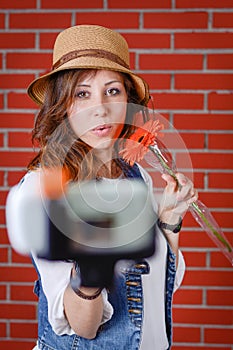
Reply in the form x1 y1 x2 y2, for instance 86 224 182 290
53 49 130 70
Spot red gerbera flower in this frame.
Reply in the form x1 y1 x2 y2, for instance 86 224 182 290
120 119 164 165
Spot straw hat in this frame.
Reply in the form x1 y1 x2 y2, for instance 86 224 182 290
27 25 150 106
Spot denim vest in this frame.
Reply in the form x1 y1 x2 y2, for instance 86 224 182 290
33 163 177 350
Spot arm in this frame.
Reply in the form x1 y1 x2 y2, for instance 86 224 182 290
158 173 198 267
6 170 113 338
63 265 104 339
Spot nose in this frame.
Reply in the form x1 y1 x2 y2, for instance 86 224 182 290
92 94 108 117
94 103 107 117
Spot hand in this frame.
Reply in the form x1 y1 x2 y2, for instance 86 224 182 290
158 172 198 225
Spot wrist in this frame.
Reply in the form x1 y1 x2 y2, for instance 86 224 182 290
70 263 102 300
157 216 183 234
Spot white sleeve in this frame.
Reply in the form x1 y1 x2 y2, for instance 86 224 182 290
174 250 185 292
6 171 47 256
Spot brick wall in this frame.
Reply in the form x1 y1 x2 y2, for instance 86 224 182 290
0 1 232 349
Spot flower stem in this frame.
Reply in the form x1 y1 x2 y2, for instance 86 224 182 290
191 202 232 252
149 145 232 254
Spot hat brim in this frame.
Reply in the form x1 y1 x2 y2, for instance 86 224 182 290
27 57 149 106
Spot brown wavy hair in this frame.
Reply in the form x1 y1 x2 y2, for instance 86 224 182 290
28 69 148 180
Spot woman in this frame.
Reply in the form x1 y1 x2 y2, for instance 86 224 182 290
6 25 197 350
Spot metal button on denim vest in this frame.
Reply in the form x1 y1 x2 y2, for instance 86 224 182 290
32 162 176 350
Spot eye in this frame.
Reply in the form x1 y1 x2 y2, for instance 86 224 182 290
75 90 90 99
105 88 120 96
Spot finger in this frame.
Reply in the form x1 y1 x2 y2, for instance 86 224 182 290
176 173 188 187
176 173 194 201
187 189 198 205
161 173 178 193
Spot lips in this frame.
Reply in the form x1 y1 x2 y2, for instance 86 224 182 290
92 124 112 137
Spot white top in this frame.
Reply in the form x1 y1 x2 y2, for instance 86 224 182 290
6 166 185 350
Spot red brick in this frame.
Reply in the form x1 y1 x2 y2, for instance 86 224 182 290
175 33 233 49
193 172 205 189
213 212 233 228
7 53 52 70
40 32 58 49
175 74 233 90
76 13 139 29
8 170 27 186
183 270 233 287
0 151 35 167
10 322 37 338
11 285 37 302
0 341 45 350
0 303 36 319
0 74 35 89
12 250 33 264
164 132 205 149
0 266 37 282
0 189 8 206
0 0 36 8
173 289 203 305
0 322 6 337
0 113 35 129
0 132 3 147
42 0 102 7
183 251 207 267
213 13 233 28
0 228 10 244
152 93 203 110
122 33 170 49
173 307 232 325
208 92 233 110
176 0 233 8
0 247 8 262
0 13 4 28
7 92 38 109
0 208 6 225
140 54 203 70
198 192 233 208
173 326 201 342
205 328 233 344
10 13 71 29
207 289 233 306
207 54 233 69
0 171 5 185
210 251 233 268
144 12 208 29
8 131 33 148
173 114 233 131
108 0 171 8
140 73 171 89
0 53 2 69
177 153 233 170
0 94 3 108
0 171 4 186
208 134 233 150
0 285 6 300
0 33 35 49
208 173 233 189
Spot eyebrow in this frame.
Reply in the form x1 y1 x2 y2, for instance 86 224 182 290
77 80 123 87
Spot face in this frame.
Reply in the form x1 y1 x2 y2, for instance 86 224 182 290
68 70 128 159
